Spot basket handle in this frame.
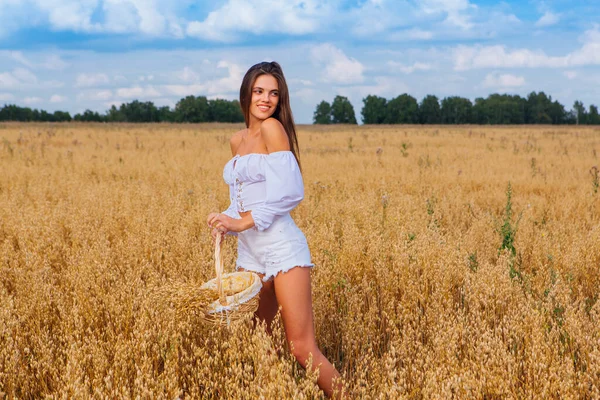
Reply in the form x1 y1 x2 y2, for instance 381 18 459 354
215 232 227 305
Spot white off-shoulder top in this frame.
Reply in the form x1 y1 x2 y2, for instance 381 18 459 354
221 151 304 231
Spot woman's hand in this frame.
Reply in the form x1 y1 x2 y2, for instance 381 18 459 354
207 212 254 234
207 213 242 234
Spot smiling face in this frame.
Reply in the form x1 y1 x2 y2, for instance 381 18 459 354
249 74 279 122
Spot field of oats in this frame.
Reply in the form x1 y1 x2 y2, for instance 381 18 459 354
1 122 599 398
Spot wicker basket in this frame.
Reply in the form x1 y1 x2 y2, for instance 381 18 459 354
200 232 262 326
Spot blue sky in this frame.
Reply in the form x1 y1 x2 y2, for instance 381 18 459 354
0 0 599 123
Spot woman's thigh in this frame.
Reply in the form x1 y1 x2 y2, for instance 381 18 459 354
273 266 315 344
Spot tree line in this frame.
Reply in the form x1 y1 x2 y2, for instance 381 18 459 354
0 96 244 123
3 91 599 125
314 92 600 125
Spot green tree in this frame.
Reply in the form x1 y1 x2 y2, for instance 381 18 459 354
52 110 72 122
361 95 387 124
472 97 489 124
331 95 357 124
118 100 159 122
473 94 526 125
573 101 587 125
158 106 174 122
74 109 104 122
419 95 441 124
208 99 244 123
175 95 209 123
549 100 567 124
525 91 559 124
440 96 472 124
385 94 419 124
313 100 332 124
106 105 125 122
589 104 600 125
0 105 34 121
0 105 18 121
19 106 34 121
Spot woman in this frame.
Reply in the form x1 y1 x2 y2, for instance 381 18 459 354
206 61 342 397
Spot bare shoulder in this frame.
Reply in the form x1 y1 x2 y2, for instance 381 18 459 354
260 118 289 152
229 129 245 156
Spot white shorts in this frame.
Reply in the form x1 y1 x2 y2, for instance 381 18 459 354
236 213 314 281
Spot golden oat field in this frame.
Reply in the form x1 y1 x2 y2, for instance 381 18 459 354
1 122 599 399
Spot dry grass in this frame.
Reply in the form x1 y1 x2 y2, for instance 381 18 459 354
1 122 599 399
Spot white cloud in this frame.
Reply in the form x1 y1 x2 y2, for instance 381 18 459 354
566 27 600 66
350 0 414 36
13 68 38 83
4 51 69 71
0 68 38 88
206 61 243 94
0 0 185 38
35 0 99 32
50 94 66 103
291 79 314 87
162 83 204 98
0 93 15 102
419 0 477 29
0 72 21 88
311 44 364 84
453 45 563 70
500 13 521 25
176 66 200 83
186 0 324 42
387 28 435 41
407 28 434 40
162 61 244 97
355 76 410 98
0 0 568 48
77 89 113 102
94 90 113 101
43 54 69 70
10 51 34 68
101 0 139 33
76 73 110 88
388 61 432 74
581 25 600 43
482 72 525 88
124 0 167 36
43 80 65 89
102 0 183 37
294 87 318 104
23 96 42 105
563 70 577 80
535 11 560 28
115 86 161 99
453 26 600 70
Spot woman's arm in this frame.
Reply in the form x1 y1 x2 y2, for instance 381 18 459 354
249 119 303 231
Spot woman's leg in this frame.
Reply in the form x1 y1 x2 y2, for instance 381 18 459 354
274 266 342 398
239 268 279 334
255 278 278 334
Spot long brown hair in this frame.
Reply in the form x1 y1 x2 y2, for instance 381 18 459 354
239 61 301 168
